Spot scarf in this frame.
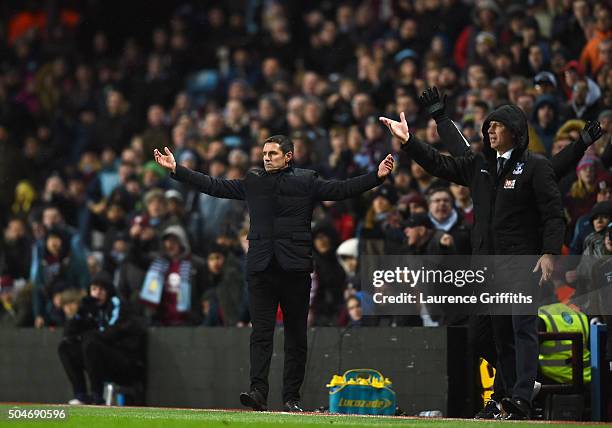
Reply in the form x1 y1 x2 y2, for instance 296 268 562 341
429 209 458 232
140 257 192 311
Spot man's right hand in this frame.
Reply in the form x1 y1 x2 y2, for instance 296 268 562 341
379 112 410 144
419 86 447 120
154 147 177 173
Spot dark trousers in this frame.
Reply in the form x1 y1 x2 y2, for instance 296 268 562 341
490 314 538 404
58 333 138 397
470 314 505 402
248 258 311 403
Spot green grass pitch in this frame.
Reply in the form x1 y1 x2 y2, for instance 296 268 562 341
0 404 608 427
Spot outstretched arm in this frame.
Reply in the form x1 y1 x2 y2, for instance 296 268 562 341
419 87 471 158
154 147 246 200
551 121 603 180
379 112 474 186
313 155 393 200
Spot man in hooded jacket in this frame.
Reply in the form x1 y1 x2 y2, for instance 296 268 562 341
417 86 603 418
380 104 565 420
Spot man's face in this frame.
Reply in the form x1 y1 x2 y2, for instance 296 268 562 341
487 121 513 153
537 105 554 126
429 191 453 222
163 235 182 259
262 142 291 172
90 284 108 305
207 252 225 274
146 197 167 218
43 208 62 229
314 234 331 254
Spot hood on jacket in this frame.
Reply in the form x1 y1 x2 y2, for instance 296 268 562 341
161 225 191 256
555 119 587 140
482 104 529 157
336 238 358 274
532 95 559 123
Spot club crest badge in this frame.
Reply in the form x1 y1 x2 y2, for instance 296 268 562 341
504 179 516 189
512 162 524 175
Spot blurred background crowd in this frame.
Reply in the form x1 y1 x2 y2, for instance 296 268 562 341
0 0 611 329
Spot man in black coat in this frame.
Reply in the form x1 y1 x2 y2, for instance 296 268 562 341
154 135 394 411
418 86 603 419
380 105 565 420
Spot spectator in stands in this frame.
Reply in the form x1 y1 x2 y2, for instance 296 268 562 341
426 187 471 255
30 227 90 328
137 225 206 326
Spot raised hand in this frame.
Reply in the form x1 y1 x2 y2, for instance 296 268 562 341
377 154 395 179
153 146 177 173
379 112 410 144
419 86 447 120
579 121 603 146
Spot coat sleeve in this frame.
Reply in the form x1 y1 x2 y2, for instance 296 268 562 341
434 115 471 158
401 135 475 186
171 165 246 200
532 158 566 255
313 170 384 201
550 138 589 180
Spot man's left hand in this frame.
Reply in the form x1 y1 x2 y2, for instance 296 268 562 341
533 254 554 286
377 154 395 179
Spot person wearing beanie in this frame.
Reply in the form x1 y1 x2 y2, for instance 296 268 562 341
565 155 600 231
381 100 564 420
154 134 394 412
57 270 146 405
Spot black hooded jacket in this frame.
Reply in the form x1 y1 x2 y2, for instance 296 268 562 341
63 273 146 359
402 104 565 255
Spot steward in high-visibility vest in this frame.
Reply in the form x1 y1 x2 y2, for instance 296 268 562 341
538 303 591 384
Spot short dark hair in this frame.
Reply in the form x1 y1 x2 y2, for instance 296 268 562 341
263 135 294 155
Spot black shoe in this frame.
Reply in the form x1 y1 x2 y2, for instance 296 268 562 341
474 400 501 419
284 400 304 412
240 390 267 411
501 397 531 420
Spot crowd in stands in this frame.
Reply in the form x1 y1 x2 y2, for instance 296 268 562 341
0 0 611 329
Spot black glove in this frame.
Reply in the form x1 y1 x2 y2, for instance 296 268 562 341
419 87 447 121
579 121 603 146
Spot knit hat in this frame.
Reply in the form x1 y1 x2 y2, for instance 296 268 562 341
590 201 612 222
576 155 598 173
90 270 115 296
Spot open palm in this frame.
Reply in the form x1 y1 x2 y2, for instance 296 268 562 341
379 112 410 144
153 147 177 173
